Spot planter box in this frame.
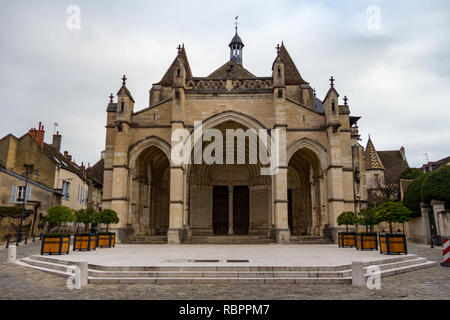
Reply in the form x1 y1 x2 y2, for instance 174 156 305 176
73 233 97 251
41 234 70 255
338 232 356 248
97 232 115 248
356 233 378 251
379 233 407 255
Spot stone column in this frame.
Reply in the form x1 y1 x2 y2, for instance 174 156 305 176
431 200 446 237
228 185 234 235
168 166 184 244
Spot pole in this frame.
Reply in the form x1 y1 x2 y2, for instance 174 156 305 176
17 164 32 244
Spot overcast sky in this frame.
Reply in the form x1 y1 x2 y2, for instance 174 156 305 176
1 0 449 168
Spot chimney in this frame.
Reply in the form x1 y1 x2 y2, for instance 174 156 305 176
28 121 45 147
52 131 62 152
101 150 105 160
400 146 406 161
64 151 68 158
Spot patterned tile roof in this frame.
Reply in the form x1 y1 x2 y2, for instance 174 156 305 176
364 137 384 170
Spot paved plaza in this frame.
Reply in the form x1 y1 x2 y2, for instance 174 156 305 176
0 241 449 300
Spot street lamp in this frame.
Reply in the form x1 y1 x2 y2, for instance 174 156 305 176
16 164 34 245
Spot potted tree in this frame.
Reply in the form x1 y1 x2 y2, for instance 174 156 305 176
97 209 119 248
376 201 412 254
73 208 97 251
356 207 380 250
41 205 74 255
337 211 357 248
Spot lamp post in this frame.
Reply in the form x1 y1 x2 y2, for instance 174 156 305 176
16 164 33 245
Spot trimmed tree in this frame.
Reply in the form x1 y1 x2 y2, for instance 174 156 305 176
336 211 357 232
99 209 119 232
376 201 411 234
357 207 380 232
45 205 74 232
403 173 428 217
422 166 450 204
399 167 423 180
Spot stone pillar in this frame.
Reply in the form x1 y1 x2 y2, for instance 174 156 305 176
7 245 16 263
274 168 290 243
431 200 447 237
352 261 365 287
420 203 432 244
168 166 184 243
228 185 234 235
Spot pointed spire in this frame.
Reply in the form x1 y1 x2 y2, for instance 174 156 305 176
365 135 384 170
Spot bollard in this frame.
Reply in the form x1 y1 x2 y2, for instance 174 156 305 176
7 245 16 263
352 261 366 287
6 238 10 249
32 236 35 242
24 237 27 245
442 237 450 267
75 261 88 286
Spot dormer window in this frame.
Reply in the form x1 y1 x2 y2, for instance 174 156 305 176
331 101 335 112
277 67 281 78
177 68 181 77
120 101 124 113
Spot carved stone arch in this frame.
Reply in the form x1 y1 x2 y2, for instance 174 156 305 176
128 135 171 169
287 138 328 173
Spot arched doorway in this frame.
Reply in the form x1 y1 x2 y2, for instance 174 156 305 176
287 147 323 236
187 120 271 236
130 145 170 235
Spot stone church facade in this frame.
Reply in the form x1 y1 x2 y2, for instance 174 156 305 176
102 29 368 244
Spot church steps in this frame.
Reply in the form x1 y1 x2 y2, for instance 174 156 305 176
17 254 437 285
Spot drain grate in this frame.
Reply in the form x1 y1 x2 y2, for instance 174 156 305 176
227 259 249 263
194 259 220 263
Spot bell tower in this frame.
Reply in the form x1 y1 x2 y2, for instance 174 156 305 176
229 16 244 65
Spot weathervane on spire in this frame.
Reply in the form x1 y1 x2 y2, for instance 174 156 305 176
234 16 239 33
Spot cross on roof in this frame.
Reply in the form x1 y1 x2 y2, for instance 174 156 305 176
276 44 281 53
344 96 348 105
234 16 239 32
122 75 127 85
109 93 114 103
177 44 182 53
329 76 335 87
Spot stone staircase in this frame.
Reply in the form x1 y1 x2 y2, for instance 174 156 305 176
16 254 437 285
123 235 333 244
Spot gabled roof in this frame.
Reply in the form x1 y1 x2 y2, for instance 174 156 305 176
117 85 135 103
156 46 193 86
87 159 104 185
364 137 384 170
43 143 87 181
206 60 255 79
323 86 340 101
273 43 308 85
377 150 409 183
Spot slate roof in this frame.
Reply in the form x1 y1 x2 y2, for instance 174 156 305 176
206 60 256 79
43 143 87 181
156 46 193 86
421 156 450 172
377 150 409 183
87 159 104 186
273 43 308 85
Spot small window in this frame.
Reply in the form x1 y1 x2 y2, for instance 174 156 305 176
17 186 26 203
120 101 124 112
277 67 281 78
62 181 70 200
177 68 180 77
278 88 283 98
331 101 335 112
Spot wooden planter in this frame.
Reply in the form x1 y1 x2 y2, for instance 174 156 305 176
379 233 407 255
73 233 97 251
356 233 378 251
338 232 356 248
97 232 115 248
41 234 70 255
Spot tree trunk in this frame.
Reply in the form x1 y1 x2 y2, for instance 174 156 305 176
346 225 348 232
366 225 369 232
389 221 393 234
106 224 109 232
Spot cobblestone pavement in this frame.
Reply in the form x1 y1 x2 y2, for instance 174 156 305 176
0 241 448 300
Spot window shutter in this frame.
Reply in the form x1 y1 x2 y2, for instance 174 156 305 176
25 186 32 201
11 186 17 203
